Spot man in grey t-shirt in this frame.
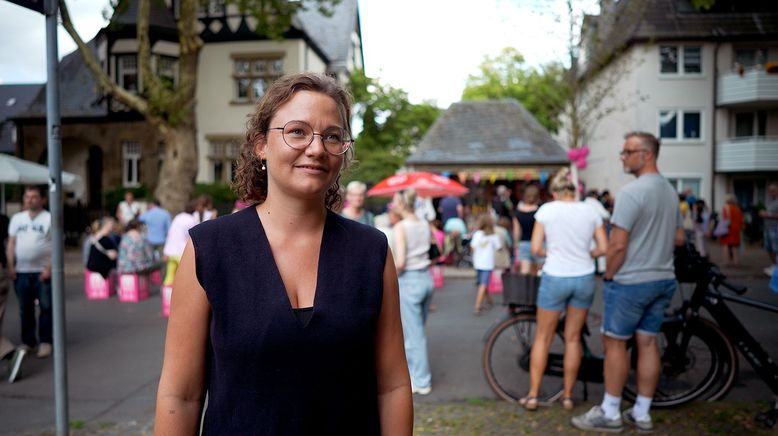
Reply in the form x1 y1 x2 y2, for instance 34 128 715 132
573 132 684 433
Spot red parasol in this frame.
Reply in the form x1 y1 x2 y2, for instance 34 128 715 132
367 172 469 198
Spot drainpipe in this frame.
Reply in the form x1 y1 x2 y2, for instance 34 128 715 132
711 40 720 209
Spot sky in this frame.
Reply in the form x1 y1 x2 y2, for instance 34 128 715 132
0 0 599 108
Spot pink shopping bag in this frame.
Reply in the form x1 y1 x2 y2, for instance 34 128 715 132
161 285 173 317
84 269 115 300
118 273 150 302
431 265 444 289
488 270 503 294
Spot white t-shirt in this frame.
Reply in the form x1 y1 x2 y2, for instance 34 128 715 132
118 201 141 225
8 210 52 273
471 230 502 271
163 212 199 258
535 201 602 277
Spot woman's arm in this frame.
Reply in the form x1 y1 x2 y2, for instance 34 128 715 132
590 224 608 258
393 222 407 273
375 249 413 435
511 216 521 245
530 222 546 257
154 241 210 436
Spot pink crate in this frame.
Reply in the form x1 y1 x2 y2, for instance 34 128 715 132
150 269 162 286
161 285 173 317
84 269 115 300
431 265 444 289
118 273 150 302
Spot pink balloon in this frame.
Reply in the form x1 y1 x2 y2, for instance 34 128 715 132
580 145 590 158
576 158 587 170
567 148 580 161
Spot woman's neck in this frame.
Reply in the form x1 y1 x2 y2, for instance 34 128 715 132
256 196 327 233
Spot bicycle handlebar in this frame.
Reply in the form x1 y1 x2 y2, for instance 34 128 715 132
676 241 748 296
717 277 748 295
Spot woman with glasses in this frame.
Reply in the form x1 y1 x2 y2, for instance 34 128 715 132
155 73 412 435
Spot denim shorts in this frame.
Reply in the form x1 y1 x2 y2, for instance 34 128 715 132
765 227 778 253
537 273 595 311
515 241 544 264
602 279 677 339
475 269 492 286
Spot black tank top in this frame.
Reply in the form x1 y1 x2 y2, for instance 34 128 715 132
189 207 387 435
514 208 538 241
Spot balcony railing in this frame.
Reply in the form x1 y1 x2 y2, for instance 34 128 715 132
716 136 778 172
717 67 778 107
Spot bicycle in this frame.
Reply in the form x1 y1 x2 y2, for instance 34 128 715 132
482 243 778 428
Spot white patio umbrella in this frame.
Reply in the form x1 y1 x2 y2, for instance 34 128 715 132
0 153 80 213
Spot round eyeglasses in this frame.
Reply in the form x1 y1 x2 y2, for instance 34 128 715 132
268 120 352 156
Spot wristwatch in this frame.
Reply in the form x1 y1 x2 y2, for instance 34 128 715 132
603 276 614 282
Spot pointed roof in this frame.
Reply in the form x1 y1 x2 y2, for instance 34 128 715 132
109 0 178 31
406 100 568 167
294 0 360 74
0 84 43 153
17 39 107 119
583 0 778 75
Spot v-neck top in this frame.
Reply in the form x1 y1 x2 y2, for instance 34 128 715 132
189 206 388 435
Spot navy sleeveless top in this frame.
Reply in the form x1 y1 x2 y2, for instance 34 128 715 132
189 207 388 435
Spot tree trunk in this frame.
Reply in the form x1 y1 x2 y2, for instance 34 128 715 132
155 124 199 214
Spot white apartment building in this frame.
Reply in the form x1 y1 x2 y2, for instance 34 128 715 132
566 0 778 212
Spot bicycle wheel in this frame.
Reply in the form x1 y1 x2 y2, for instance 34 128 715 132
482 313 564 403
624 317 738 407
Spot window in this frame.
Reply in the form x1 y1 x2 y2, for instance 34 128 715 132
232 55 283 103
735 48 768 68
208 137 240 182
659 110 702 141
157 56 177 88
734 111 767 137
660 46 702 75
118 55 139 92
122 141 141 187
668 178 701 197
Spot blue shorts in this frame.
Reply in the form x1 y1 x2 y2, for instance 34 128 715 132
537 273 595 311
765 227 778 253
602 279 677 339
476 269 492 286
516 241 544 264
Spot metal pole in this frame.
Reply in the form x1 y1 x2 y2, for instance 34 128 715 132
44 0 69 433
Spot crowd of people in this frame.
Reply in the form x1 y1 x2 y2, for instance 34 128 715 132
1 71 775 434
0 188 227 383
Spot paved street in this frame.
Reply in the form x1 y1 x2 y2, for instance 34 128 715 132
0 246 777 434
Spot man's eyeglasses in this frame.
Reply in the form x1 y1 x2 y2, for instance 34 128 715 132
269 120 352 156
619 148 648 157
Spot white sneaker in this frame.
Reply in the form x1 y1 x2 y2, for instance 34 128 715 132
37 343 52 358
764 265 775 277
8 347 28 383
412 385 432 395
623 407 654 433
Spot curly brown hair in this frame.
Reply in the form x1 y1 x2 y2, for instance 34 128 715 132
232 73 354 209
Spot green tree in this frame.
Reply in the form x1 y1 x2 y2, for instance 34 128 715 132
347 69 441 184
59 0 337 213
462 48 569 133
